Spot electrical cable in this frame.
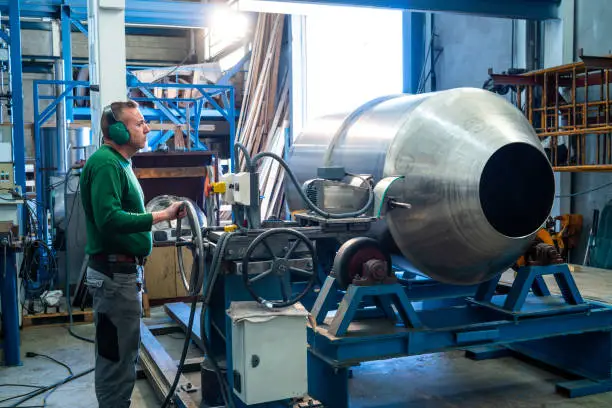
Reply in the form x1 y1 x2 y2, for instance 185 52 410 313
555 180 612 198
233 143 254 172
0 352 83 407
0 391 38 405
25 352 73 376
161 232 235 408
250 149 375 219
196 233 235 408
7 367 94 407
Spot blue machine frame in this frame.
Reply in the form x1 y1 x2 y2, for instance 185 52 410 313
165 237 612 408
307 264 612 407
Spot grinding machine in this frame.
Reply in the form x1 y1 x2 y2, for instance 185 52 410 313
148 88 612 408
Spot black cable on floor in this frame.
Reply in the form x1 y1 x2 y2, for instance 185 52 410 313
25 353 73 376
0 391 39 405
8 367 94 407
0 352 79 407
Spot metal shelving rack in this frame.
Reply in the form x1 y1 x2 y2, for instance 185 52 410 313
489 51 612 172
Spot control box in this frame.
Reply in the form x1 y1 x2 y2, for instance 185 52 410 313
228 302 308 405
0 163 15 191
220 172 253 206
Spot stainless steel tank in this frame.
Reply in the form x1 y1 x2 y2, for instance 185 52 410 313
287 88 555 285
68 127 93 166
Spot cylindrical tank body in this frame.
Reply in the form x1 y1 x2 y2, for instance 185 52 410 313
287 88 555 285
69 127 93 165
42 127 92 227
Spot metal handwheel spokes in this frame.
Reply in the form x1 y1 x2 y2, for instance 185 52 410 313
241 228 317 308
175 201 205 296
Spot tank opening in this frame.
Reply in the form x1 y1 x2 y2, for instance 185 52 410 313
479 143 555 238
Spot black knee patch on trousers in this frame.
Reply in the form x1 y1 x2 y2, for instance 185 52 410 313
97 313 120 362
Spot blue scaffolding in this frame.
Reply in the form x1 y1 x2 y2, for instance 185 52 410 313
32 78 236 244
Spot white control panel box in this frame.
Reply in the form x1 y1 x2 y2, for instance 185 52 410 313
228 301 309 405
220 172 252 206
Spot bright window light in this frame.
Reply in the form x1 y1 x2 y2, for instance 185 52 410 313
304 7 403 121
211 9 251 42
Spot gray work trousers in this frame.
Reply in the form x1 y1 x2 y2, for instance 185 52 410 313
86 266 142 408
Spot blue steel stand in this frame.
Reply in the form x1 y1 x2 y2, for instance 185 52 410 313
0 245 22 366
308 265 612 408
312 276 422 336
466 264 612 398
471 264 587 316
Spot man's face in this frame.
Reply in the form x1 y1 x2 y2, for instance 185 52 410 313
121 107 150 150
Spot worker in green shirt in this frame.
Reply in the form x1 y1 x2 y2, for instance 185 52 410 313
81 100 185 407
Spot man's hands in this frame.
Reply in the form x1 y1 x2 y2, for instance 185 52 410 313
152 201 188 225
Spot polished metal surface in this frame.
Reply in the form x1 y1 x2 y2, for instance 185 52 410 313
287 88 555 285
68 127 93 166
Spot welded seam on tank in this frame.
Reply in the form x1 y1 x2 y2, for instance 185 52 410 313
322 94 404 167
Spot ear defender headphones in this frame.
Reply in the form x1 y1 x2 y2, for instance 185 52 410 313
103 105 131 145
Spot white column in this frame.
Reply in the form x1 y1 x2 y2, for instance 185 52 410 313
87 0 128 146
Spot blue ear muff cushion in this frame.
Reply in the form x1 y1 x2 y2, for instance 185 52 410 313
109 122 130 145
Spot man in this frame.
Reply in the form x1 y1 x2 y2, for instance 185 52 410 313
81 100 185 407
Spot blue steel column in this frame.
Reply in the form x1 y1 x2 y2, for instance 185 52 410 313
61 5 73 120
229 88 235 172
9 0 25 194
0 247 21 366
402 12 425 94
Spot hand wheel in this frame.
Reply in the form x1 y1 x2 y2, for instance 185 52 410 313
241 228 317 308
175 201 205 296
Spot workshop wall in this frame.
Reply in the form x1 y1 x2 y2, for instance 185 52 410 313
569 0 612 263
422 13 515 93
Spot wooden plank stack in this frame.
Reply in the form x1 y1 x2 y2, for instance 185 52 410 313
235 13 289 221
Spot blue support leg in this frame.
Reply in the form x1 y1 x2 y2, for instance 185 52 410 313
531 275 550 296
307 351 349 408
0 247 21 366
503 267 537 312
554 265 584 305
474 274 502 302
9 0 26 197
311 276 339 325
61 6 73 120
329 285 367 336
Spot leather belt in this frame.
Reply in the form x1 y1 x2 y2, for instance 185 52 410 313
91 253 146 266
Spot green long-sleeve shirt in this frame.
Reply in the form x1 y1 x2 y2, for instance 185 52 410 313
80 145 153 257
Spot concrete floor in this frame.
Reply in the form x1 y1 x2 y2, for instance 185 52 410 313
2 308 612 408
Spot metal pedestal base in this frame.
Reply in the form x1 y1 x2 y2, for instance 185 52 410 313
308 266 612 408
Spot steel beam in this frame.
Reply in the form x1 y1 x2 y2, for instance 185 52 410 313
139 322 199 408
0 1 228 28
245 0 560 20
402 12 424 94
9 0 25 195
61 5 73 120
